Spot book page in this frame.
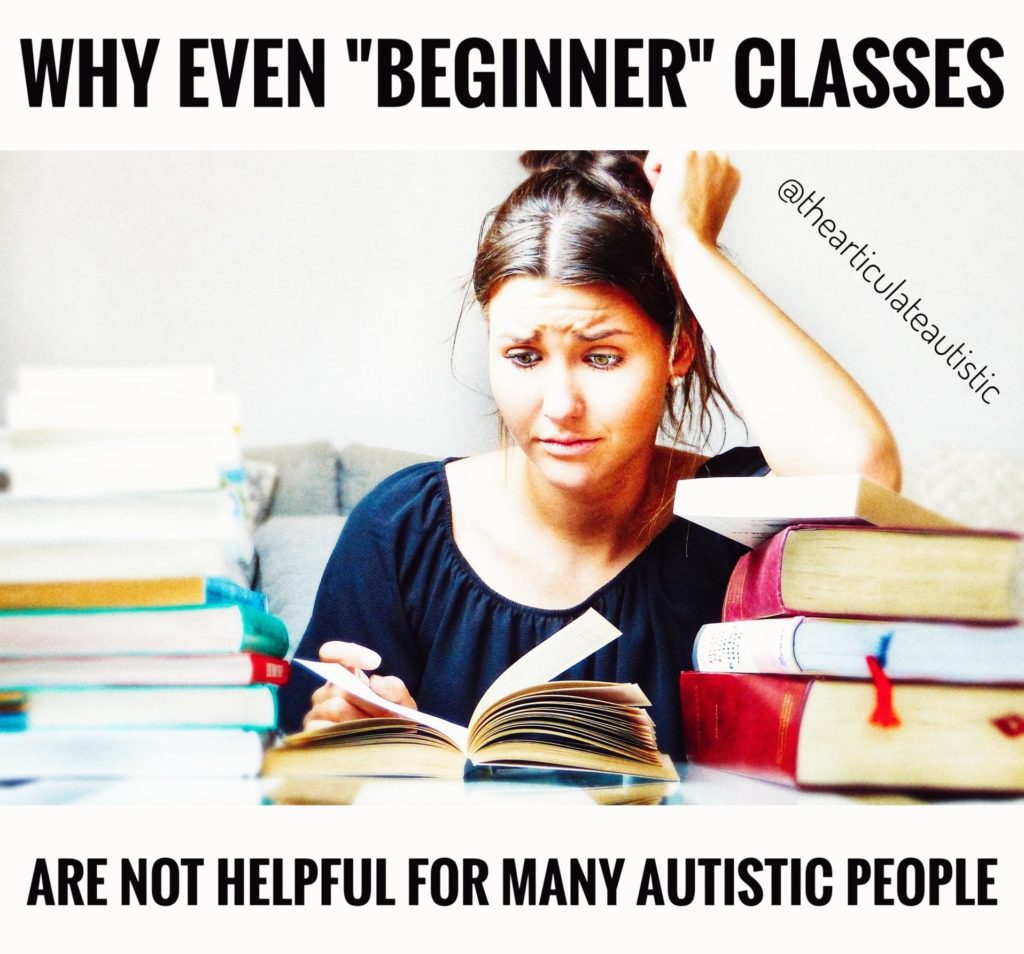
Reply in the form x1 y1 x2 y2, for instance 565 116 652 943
469 608 622 726
294 659 470 751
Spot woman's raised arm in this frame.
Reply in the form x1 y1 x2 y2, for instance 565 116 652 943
646 151 901 490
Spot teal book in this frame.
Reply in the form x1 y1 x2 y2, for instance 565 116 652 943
0 603 288 658
205 577 268 611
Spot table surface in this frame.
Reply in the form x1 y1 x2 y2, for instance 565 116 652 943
2 764 1020 806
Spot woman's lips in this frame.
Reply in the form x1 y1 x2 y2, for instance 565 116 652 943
538 437 600 457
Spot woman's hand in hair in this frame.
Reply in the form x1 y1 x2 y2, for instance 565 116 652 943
643 151 900 489
302 641 417 730
644 151 741 252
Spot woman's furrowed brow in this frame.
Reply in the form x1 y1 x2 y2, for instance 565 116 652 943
498 331 541 345
495 327 632 344
575 328 632 342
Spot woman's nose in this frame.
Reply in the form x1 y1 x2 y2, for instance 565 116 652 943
541 365 583 422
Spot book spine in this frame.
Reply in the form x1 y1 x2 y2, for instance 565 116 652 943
249 654 290 686
0 577 210 611
205 577 268 612
721 530 791 621
679 672 812 785
237 606 289 658
693 618 804 674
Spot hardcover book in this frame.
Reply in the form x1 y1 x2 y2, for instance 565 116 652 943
0 538 232 584
0 604 288 657
0 684 278 731
680 671 1024 792
0 575 267 611
0 489 249 558
722 524 1020 623
0 653 289 689
693 617 1024 683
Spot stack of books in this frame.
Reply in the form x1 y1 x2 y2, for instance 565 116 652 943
0 367 287 782
674 474 1024 794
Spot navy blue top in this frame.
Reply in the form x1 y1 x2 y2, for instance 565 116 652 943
279 446 768 759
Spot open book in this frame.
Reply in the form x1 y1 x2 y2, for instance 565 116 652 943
261 609 677 781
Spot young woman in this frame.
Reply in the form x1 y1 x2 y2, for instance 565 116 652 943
278 151 899 759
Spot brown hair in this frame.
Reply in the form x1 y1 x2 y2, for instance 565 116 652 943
472 150 735 446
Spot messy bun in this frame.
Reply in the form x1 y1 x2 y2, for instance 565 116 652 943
472 150 734 445
519 150 650 192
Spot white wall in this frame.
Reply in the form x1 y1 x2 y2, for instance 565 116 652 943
1 151 1021 468
0 151 522 457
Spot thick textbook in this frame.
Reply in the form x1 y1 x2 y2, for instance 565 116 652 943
8 430 240 496
680 672 1024 792
0 684 277 730
0 653 289 689
722 524 1020 623
262 609 677 781
6 392 240 432
0 575 267 611
694 617 1024 683
0 728 266 780
673 473 957 547
0 604 288 657
0 489 248 556
0 538 232 584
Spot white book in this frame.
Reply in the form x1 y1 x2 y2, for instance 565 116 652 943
16 365 217 399
0 489 251 562
7 392 240 432
0 654 287 689
693 617 1024 683
0 538 230 584
674 473 958 547
0 728 266 780
0 604 280 657
6 685 277 730
8 431 241 496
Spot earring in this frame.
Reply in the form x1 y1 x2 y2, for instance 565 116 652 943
669 374 683 388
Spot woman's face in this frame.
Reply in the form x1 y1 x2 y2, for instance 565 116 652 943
488 277 692 496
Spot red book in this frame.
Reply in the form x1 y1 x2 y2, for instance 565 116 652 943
721 524 1019 624
679 671 1024 792
0 653 290 688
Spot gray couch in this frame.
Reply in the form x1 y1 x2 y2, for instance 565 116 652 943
249 441 431 657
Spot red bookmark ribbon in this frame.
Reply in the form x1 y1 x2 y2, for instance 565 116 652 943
866 654 901 728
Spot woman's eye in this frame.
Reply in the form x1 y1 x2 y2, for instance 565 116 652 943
507 350 541 368
587 353 622 369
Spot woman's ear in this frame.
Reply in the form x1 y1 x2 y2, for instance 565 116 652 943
670 328 695 379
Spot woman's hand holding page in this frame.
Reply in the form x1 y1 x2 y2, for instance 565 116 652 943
302 640 417 730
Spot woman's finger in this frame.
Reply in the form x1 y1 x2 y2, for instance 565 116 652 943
643 150 663 188
304 691 380 727
318 640 382 672
302 697 360 728
369 674 418 710
311 682 343 706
